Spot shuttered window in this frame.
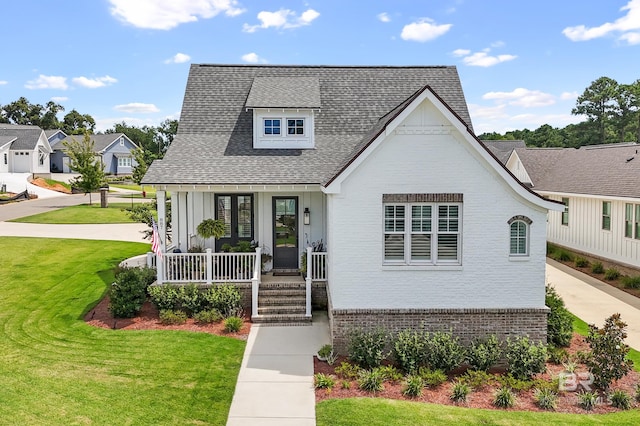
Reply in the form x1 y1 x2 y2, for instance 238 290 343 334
384 203 461 264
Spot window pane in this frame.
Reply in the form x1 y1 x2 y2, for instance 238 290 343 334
412 205 431 232
384 234 404 260
411 234 431 260
438 205 459 232
385 205 405 232
238 196 252 238
437 234 458 260
510 221 527 255
217 196 232 237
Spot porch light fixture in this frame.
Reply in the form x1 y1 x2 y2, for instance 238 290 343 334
304 207 310 225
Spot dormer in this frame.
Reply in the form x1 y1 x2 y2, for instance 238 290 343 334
245 76 321 149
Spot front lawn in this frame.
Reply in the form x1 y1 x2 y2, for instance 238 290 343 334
110 183 157 197
0 237 245 425
10 203 137 224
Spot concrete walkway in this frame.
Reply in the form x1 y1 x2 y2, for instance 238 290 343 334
227 312 331 426
547 259 640 351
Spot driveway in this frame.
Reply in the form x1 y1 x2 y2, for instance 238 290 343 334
0 172 62 199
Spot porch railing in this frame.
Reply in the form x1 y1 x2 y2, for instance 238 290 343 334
156 248 261 285
305 248 327 317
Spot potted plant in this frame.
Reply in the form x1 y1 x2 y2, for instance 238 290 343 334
317 344 333 361
196 218 226 241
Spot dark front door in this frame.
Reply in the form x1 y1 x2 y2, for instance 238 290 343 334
273 197 298 269
215 194 254 251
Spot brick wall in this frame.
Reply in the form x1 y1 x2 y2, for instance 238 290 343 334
312 281 327 310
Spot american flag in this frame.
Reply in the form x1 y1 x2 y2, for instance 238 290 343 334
151 217 163 258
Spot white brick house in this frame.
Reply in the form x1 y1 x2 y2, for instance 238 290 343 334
143 65 561 348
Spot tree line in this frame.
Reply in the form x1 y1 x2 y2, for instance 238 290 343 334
480 76 640 148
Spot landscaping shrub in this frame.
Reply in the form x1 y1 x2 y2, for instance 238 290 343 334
347 328 388 369
202 284 242 317
402 375 424 398
374 365 403 383
497 374 535 393
223 316 243 333
148 284 179 310
418 367 448 388
604 267 621 281
585 313 633 392
192 309 223 324
621 275 640 289
334 362 362 380
610 389 632 410
450 380 471 403
533 387 558 410
357 369 384 393
314 373 335 390
553 248 573 262
547 345 569 364
493 386 516 408
573 350 591 364
176 283 203 315
591 261 604 274
577 390 598 411
340 380 351 390
465 334 501 371
392 329 428 374
159 309 187 325
505 336 547 380
109 267 155 318
424 331 466 373
545 285 573 347
635 383 640 402
459 370 497 390
574 256 590 268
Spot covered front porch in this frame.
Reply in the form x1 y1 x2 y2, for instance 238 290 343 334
152 186 328 323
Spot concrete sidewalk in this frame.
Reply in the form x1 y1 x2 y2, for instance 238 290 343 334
547 259 640 351
227 313 330 426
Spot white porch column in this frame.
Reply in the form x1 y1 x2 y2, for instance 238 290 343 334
305 246 312 317
177 192 188 251
251 247 261 319
206 248 213 285
156 190 166 284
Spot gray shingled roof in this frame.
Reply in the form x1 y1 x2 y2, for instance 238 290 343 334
0 124 43 150
482 140 526 164
514 144 640 198
143 64 473 185
58 133 127 153
245 77 321 109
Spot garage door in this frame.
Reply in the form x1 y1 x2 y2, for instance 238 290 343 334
13 152 31 172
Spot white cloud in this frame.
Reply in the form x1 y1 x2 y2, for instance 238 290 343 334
243 8 320 33
109 0 245 30
0 80 7 85
50 96 68 102
114 103 160 113
483 88 556 108
25 75 68 90
467 103 508 120
72 75 118 89
451 48 470 56
400 18 451 42
165 53 191 64
461 51 517 67
560 91 579 101
562 0 640 44
241 52 267 63
377 12 391 23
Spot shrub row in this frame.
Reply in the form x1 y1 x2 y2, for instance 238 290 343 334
148 283 242 317
109 267 157 318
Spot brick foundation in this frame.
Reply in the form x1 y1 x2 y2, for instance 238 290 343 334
312 281 327 310
329 305 549 355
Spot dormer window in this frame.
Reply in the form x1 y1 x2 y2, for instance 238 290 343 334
288 119 304 135
264 119 281 135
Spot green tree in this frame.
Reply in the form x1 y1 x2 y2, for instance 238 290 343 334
572 76 619 144
131 147 156 185
40 101 65 129
62 109 96 135
157 118 178 156
63 134 105 205
621 79 640 143
1 97 44 126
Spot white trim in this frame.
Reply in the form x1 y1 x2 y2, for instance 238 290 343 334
150 183 322 193
538 190 640 203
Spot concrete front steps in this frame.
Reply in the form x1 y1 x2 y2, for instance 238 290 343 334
252 280 312 325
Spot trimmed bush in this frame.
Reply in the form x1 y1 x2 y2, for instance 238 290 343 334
148 284 179 310
202 284 242 317
418 367 447 388
610 389 632 410
176 283 202 314
553 248 573 262
402 375 424 398
577 391 598 411
547 345 569 364
347 328 388 369
622 275 640 289
604 267 621 280
393 329 428 374
459 370 497 390
493 386 516 408
223 316 243 333
574 257 590 268
466 335 501 371
635 383 640 402
193 309 223 324
424 331 466 373
533 387 558 410
109 267 155 318
357 369 384 393
545 285 573 347
450 380 471 403
334 362 362 380
159 309 187 325
497 374 535 393
314 373 335 390
591 261 604 274
505 336 547 380
586 313 634 392
374 365 403 383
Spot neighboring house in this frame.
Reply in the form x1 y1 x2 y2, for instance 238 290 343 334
0 124 52 174
51 133 138 174
143 64 561 350
495 143 640 269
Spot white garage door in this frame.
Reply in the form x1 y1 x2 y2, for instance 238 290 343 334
13 152 31 172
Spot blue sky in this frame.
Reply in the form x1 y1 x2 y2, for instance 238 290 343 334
1 0 639 134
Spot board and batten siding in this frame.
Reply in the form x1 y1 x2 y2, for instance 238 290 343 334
326 99 549 311
545 193 640 268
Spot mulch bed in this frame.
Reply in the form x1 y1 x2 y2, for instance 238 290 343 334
314 334 639 414
84 295 250 340
31 177 72 194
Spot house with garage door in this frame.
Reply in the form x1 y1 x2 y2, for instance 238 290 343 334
142 64 562 350
0 124 51 174
51 133 138 175
496 143 640 269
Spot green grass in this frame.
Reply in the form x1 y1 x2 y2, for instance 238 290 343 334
317 398 640 426
10 203 137 224
110 183 157 197
44 178 72 190
0 237 245 425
